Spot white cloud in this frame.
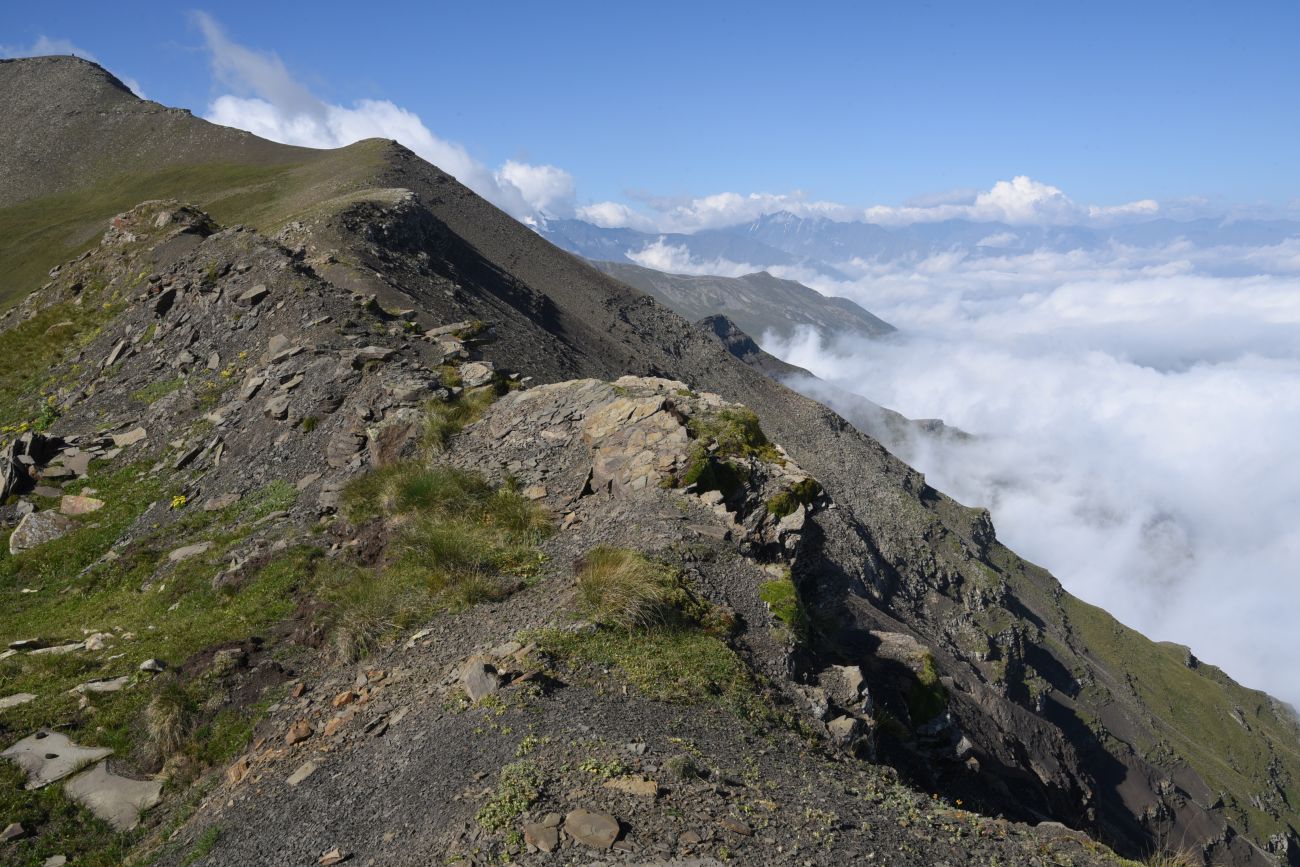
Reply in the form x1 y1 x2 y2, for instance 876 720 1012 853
0 35 146 97
194 12 573 223
758 238 1300 708
625 239 760 277
581 175 1162 233
495 160 576 219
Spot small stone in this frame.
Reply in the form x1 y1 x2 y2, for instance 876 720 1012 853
351 346 396 366
332 691 358 709
29 642 84 656
460 657 500 703
0 693 37 710
563 808 620 849
286 760 318 786
523 821 559 853
318 847 346 865
719 817 752 836
240 376 266 401
64 762 162 831
44 856 67 867
238 284 269 305
139 658 166 673
521 485 548 500
71 676 129 695
828 714 861 747
203 492 241 511
227 756 250 785
168 541 212 563
60 495 105 515
264 395 290 420
286 720 314 745
323 717 346 737
603 776 659 797
0 822 23 843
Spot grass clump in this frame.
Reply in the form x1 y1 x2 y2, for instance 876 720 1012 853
423 386 498 452
765 478 821 519
575 547 684 629
665 407 784 498
759 574 809 641
130 376 187 406
328 463 550 659
533 546 767 719
906 652 949 727
476 761 544 831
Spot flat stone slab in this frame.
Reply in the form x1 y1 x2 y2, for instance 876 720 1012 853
112 427 148 448
64 761 162 831
168 541 212 562
1 730 113 789
29 641 85 656
60 495 104 515
71 676 130 695
0 693 37 711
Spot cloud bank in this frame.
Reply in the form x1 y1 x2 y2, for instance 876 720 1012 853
748 238 1300 708
579 176 1161 233
193 12 573 224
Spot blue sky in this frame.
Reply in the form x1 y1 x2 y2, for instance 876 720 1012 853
3 1 1299 223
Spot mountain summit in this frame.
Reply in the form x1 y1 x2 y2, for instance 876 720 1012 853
0 57 1296 867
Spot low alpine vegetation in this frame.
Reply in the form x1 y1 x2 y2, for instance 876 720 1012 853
327 463 551 660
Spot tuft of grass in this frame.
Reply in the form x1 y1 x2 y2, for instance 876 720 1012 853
664 407 783 497
765 478 822 519
328 464 550 658
575 547 683 630
759 575 809 641
147 679 197 763
423 386 498 452
476 761 544 831
180 826 221 867
532 626 768 722
906 652 949 727
130 376 187 406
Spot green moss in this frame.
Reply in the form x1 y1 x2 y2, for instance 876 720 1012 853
476 761 544 831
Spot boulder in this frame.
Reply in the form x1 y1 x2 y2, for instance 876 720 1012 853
460 361 496 389
9 511 74 555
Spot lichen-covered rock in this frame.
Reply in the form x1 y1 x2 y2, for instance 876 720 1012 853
9 510 74 554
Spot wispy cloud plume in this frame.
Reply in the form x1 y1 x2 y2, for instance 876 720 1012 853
193 12 573 223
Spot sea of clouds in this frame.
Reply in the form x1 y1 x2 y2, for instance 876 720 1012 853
744 239 1300 709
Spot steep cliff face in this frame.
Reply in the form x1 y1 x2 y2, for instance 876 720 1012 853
0 57 1298 866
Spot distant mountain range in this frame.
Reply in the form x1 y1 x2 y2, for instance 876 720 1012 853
543 211 1300 277
590 260 894 343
